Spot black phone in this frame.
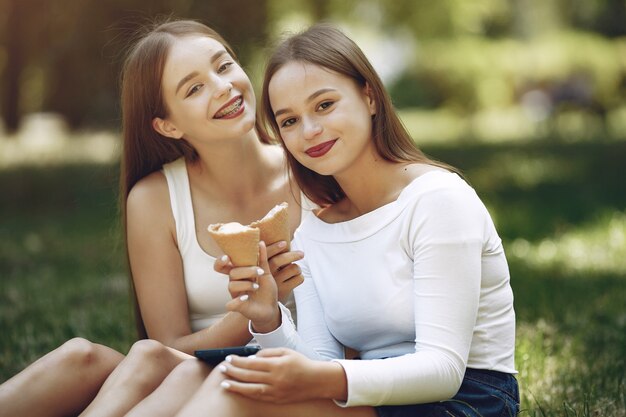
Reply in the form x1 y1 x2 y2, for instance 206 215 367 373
194 346 261 365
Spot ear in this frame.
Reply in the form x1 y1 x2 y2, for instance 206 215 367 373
363 83 376 116
152 117 184 139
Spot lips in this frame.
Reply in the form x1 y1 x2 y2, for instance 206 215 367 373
214 96 244 119
305 140 337 158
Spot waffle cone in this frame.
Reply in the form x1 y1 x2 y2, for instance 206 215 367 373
250 202 291 249
207 224 260 266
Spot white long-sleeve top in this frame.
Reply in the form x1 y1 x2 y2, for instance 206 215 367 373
252 171 517 407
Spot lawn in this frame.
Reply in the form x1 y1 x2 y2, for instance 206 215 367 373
1 140 624 416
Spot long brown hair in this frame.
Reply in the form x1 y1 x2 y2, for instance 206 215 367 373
119 18 270 338
261 23 459 206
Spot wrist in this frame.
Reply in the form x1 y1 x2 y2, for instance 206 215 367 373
316 361 348 401
251 304 281 334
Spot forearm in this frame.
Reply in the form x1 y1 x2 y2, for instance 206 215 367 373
167 312 253 354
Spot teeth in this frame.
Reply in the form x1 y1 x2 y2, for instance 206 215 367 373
216 98 242 118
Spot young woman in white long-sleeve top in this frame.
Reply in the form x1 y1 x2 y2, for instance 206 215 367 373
176 23 519 417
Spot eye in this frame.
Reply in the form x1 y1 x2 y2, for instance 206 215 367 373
186 84 203 98
217 61 234 73
279 117 297 128
317 100 334 111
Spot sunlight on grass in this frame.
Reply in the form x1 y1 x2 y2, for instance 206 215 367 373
509 210 626 275
516 318 625 416
0 113 120 169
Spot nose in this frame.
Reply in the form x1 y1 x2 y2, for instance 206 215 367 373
302 117 322 140
213 77 233 99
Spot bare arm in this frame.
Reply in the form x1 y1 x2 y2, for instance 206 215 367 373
126 172 251 353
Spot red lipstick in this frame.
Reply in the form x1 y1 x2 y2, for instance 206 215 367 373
305 140 337 158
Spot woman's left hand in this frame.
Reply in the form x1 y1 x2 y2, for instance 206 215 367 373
218 348 346 404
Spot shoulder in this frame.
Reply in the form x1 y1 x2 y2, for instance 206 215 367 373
126 170 170 215
402 170 490 239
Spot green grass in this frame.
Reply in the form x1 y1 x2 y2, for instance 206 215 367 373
1 141 625 416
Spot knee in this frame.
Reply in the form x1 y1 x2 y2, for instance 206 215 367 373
58 337 100 368
126 339 169 362
123 339 182 376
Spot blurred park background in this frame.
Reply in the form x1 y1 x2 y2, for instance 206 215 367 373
0 0 625 415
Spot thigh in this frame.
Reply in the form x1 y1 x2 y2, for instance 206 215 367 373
176 365 378 417
375 369 520 417
127 359 212 417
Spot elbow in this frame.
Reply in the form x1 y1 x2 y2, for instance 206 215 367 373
440 363 465 400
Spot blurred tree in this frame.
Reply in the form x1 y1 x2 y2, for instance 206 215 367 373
0 0 623 132
1 0 23 133
565 0 626 37
0 0 268 132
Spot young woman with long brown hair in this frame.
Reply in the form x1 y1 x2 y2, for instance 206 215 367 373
0 19 305 417
175 23 519 417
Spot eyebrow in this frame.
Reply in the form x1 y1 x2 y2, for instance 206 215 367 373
174 50 229 95
274 88 337 118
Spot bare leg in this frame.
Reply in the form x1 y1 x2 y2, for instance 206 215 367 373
0 338 124 417
125 358 211 417
175 365 377 417
80 339 191 417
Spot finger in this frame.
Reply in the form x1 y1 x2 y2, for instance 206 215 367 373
265 240 288 259
273 263 302 284
257 241 271 276
279 274 304 294
224 353 274 372
218 361 269 382
254 347 291 358
228 280 260 295
220 380 274 401
214 255 233 274
229 265 265 281
267 250 304 274
225 294 250 312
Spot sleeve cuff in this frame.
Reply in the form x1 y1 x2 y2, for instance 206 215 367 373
248 303 297 348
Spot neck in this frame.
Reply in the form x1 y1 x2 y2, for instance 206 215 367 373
332 147 409 216
190 130 277 204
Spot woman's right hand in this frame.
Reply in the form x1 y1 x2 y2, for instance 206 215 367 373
214 241 304 303
222 242 282 333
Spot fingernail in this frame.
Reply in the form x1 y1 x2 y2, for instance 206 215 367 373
225 355 233 363
248 355 256 359
240 294 249 301
218 364 227 372
252 283 260 290
278 241 287 248
220 381 231 389
257 268 264 276
221 255 228 262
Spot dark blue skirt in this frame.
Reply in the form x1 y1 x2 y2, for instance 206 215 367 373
375 368 519 417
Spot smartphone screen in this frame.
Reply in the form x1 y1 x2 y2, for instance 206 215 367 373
194 346 261 365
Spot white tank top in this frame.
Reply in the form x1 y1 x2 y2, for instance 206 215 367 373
162 157 303 332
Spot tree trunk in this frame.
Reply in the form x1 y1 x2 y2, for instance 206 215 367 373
2 0 23 133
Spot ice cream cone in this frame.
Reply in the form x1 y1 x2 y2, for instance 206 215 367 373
250 202 291 249
207 222 260 266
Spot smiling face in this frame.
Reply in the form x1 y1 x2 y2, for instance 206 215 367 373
268 61 376 178
154 35 256 144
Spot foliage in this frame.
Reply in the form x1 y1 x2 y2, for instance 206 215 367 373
1 0 625 131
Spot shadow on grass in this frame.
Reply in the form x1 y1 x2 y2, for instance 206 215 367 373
424 141 626 242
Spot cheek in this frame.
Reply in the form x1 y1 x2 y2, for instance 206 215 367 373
280 134 298 154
